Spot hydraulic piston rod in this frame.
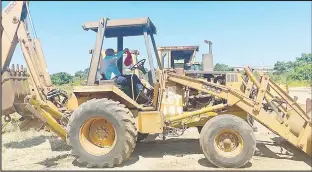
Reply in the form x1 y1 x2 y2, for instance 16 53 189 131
166 104 228 122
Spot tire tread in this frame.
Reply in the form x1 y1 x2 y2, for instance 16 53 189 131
66 98 137 168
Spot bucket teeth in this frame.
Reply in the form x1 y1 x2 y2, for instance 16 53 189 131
17 64 21 76
7 64 29 77
11 64 15 71
2 63 31 118
10 64 15 76
24 68 28 76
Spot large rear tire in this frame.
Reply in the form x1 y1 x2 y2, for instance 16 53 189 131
66 98 137 168
199 114 256 168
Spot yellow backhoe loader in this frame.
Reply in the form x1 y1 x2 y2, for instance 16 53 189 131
2 1 311 169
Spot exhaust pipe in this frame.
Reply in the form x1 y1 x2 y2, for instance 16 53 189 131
202 40 213 71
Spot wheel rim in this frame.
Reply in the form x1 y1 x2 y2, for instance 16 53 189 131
213 129 243 158
79 117 117 156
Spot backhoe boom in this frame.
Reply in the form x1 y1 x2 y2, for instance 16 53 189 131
1 1 66 137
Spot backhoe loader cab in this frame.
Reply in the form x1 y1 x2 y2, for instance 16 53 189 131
68 17 161 105
157 46 199 70
82 17 160 86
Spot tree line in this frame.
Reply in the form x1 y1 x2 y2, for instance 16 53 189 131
269 53 311 85
51 53 311 86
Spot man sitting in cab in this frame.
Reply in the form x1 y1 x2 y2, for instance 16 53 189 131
99 48 149 93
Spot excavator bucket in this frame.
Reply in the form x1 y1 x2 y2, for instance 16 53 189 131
2 64 43 131
2 71 17 116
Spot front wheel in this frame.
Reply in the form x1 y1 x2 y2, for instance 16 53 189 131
66 98 137 168
199 114 256 168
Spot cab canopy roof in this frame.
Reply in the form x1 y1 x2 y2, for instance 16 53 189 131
82 17 157 38
157 46 199 62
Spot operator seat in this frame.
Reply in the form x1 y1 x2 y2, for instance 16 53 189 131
98 73 116 85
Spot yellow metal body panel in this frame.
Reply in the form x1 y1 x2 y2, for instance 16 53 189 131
225 73 243 91
175 109 247 128
297 124 312 156
73 84 142 109
220 106 248 120
170 111 216 128
66 93 79 111
137 111 163 133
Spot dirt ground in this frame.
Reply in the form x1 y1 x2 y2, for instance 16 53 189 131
2 87 312 170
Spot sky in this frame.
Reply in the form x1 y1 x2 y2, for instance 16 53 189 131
2 1 311 75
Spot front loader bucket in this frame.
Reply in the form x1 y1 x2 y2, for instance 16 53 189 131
1 64 41 130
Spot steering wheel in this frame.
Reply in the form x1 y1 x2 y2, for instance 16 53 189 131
130 59 146 74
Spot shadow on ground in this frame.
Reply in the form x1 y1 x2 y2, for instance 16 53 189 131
3 135 71 151
255 137 312 167
72 138 202 168
71 155 141 168
134 138 202 157
3 135 49 149
36 154 71 168
198 158 252 168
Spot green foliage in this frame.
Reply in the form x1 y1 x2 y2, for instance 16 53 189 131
72 77 83 86
75 68 89 78
83 68 89 77
72 68 89 86
74 70 84 77
51 72 73 85
290 63 312 81
271 53 311 86
273 61 294 74
294 53 312 66
195 62 233 71
214 63 234 71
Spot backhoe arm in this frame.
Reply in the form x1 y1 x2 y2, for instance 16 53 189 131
1 1 27 72
2 2 68 138
2 1 52 93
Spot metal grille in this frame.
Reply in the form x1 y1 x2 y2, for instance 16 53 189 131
226 73 238 83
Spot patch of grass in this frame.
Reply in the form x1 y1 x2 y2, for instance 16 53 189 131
54 77 86 94
286 81 311 87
